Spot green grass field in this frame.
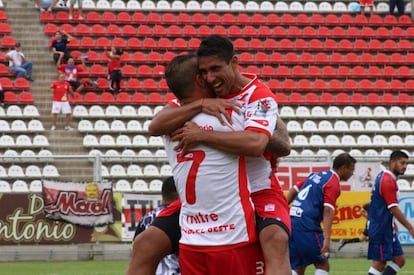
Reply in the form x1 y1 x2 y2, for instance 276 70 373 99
0 258 413 275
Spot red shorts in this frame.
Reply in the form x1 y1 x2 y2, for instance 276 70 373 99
179 242 265 275
251 188 291 234
360 0 373 6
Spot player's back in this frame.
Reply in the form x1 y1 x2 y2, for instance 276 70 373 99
368 170 396 241
163 111 256 249
290 170 338 232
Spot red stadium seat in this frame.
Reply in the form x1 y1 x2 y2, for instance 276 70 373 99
86 11 101 23
397 93 411 104
137 25 151 36
164 92 176 103
359 79 373 91
192 13 206 24
167 25 182 36
84 92 99 104
313 79 327 90
127 38 142 49
112 37 126 48
172 38 187 49
96 37 112 48
0 77 13 89
161 13 176 24
305 92 319 104
102 11 116 23
117 12 131 23
307 66 320 77
366 93 380 104
367 66 381 77
14 78 30 89
302 26 316 37
69 91 83 104
147 52 162 62
336 93 350 104
268 79 281 91
18 91 34 103
322 65 336 77
351 93 365 104
44 23 58 35
328 79 343 90
107 24 121 36
90 64 106 76
148 92 163 103
142 79 158 90
80 37 95 48
320 92 335 104
132 92 147 103
382 93 396 104
274 93 288 104
266 14 279 24
281 14 295 24
273 26 286 37
389 79 404 91
282 79 297 91
90 24 105 35
289 92 303 104
207 13 221 24
126 78 140 90
177 12 191 24
339 14 353 23
100 92 115 104
153 25 167 36
343 79 358 90
122 25 136 36
1 36 16 48
4 91 18 103
116 92 132 104
122 65 137 77
222 13 236 24
55 11 69 22
40 11 54 22
298 79 312 90
183 25 197 36
142 38 157 48
132 12 146 23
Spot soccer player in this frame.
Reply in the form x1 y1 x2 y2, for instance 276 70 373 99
367 150 414 275
286 153 356 275
150 36 292 275
126 177 180 275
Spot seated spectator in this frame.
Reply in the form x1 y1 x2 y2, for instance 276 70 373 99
6 42 34 81
58 56 86 94
51 30 73 66
34 0 58 12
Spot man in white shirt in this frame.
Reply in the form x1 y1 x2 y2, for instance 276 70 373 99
6 42 34 81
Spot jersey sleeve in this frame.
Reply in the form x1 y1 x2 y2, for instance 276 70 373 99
380 174 399 208
244 87 278 138
323 177 341 210
294 178 306 192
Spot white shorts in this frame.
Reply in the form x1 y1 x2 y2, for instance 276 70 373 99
52 101 72 114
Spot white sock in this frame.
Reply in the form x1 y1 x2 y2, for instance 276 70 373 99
368 266 381 275
315 269 329 275
388 262 401 272
292 271 298 275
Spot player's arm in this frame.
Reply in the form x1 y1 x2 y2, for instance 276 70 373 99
266 116 291 158
172 121 269 157
286 187 298 205
390 206 414 237
126 226 172 275
321 205 335 256
148 99 241 136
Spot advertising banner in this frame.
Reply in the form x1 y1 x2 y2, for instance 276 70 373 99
121 193 162 242
43 180 114 227
0 193 122 244
396 192 414 245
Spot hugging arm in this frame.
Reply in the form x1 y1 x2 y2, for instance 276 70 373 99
148 98 241 136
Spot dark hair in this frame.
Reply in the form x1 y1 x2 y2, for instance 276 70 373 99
332 153 357 169
165 53 197 100
197 35 234 64
15 42 21 48
390 150 409 161
115 48 123 55
161 176 178 201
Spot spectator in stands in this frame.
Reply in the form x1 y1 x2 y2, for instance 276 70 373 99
57 56 87 94
6 42 34 81
68 0 84 20
51 30 73 66
104 46 122 94
389 0 405 16
360 0 374 16
367 150 413 275
50 73 74 131
128 176 180 275
34 0 58 12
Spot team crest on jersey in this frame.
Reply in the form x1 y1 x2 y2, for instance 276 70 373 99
253 99 274 117
264 203 275 212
